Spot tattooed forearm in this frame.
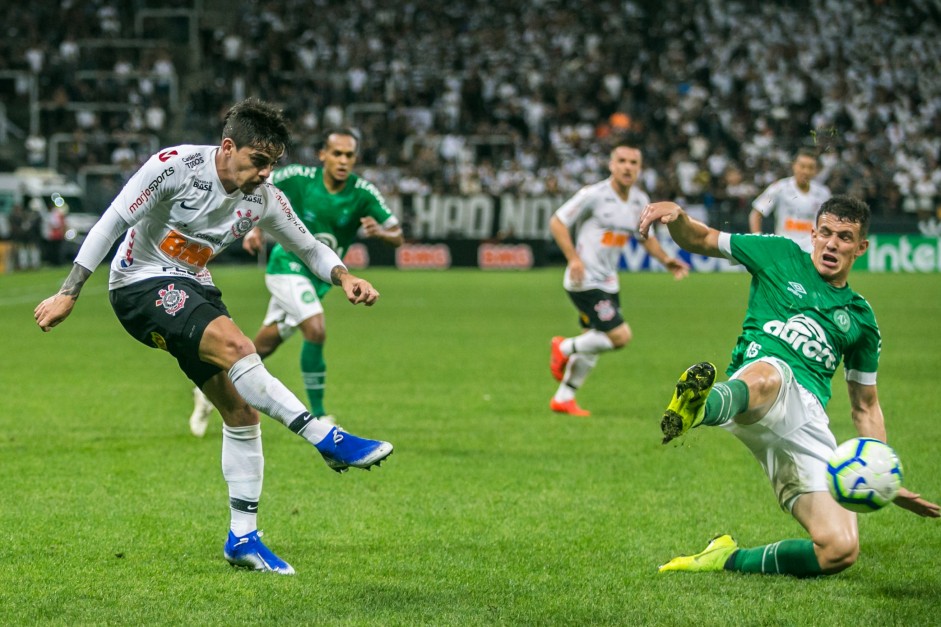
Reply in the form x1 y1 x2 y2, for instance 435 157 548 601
58 264 93 299
330 265 348 286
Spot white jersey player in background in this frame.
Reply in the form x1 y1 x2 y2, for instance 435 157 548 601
548 141 689 416
749 148 832 252
34 98 393 575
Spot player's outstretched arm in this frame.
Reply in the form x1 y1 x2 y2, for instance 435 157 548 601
638 202 722 258
35 263 93 331
330 266 379 306
893 488 940 518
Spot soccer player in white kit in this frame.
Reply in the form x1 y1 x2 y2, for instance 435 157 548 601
749 148 831 252
548 142 689 416
34 99 393 575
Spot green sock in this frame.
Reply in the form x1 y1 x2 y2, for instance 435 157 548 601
300 341 326 416
703 380 749 426
728 539 823 576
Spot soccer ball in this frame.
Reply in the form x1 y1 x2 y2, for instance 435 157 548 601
826 437 903 513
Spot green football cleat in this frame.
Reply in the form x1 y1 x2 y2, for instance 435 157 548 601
658 534 738 573
660 362 716 444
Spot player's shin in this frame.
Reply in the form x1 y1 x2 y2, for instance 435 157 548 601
300 341 326 416
222 423 263 536
702 380 750 426
727 539 823 576
228 353 333 442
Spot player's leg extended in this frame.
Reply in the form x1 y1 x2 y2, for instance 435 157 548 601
660 360 786 443
201 316 392 473
665 493 855 576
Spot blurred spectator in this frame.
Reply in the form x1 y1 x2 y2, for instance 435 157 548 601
9 202 42 270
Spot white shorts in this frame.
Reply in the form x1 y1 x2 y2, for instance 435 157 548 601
721 357 838 512
262 274 324 340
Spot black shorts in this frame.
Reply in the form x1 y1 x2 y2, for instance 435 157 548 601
109 277 230 388
566 289 624 332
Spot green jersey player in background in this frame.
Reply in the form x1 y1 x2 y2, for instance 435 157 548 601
189 128 402 436
637 195 938 577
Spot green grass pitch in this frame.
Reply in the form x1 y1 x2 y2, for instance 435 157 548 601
1 265 939 625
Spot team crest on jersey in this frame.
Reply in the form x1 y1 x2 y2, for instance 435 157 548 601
595 299 617 322
155 283 188 316
231 209 260 238
833 309 851 332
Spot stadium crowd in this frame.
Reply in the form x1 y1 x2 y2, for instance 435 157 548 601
2 0 941 233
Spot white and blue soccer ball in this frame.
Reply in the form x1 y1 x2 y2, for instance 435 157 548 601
827 437 903 513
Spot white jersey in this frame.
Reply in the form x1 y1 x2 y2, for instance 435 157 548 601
752 176 831 252
554 178 649 293
102 145 342 289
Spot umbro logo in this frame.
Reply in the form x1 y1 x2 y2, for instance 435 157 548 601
787 281 806 298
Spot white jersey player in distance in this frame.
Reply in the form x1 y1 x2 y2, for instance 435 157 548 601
548 142 689 416
749 148 831 252
34 98 393 575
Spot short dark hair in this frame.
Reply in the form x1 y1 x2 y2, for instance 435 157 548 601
611 139 641 152
816 194 871 238
222 98 290 154
795 147 819 162
319 128 360 153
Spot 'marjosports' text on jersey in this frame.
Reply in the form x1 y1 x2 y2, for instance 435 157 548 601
719 233 880 406
265 164 398 283
554 178 649 293
102 145 341 289
752 177 831 252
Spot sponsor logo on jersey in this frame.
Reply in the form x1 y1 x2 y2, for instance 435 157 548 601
179 200 199 211
275 191 307 233
763 314 837 369
182 153 203 168
787 281 807 298
158 150 178 162
192 179 212 192
231 209 260 238
242 193 262 204
129 167 175 213
155 283 188 316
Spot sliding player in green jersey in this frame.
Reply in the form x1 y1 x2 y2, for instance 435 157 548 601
638 195 938 577
189 129 402 436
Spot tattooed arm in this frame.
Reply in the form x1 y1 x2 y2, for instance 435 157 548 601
34 263 94 332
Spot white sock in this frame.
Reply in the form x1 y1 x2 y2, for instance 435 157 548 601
222 423 263 537
569 330 615 355
228 354 331 442
553 354 599 402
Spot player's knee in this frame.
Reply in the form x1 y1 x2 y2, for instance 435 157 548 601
608 326 632 348
302 327 325 344
815 529 859 574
